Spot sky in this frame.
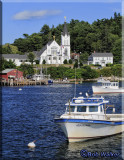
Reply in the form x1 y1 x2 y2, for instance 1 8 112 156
2 0 122 45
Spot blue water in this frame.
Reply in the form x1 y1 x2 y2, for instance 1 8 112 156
2 83 124 159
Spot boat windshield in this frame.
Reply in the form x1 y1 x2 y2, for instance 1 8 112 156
89 106 98 112
67 106 75 112
111 82 118 86
103 83 110 86
77 106 86 112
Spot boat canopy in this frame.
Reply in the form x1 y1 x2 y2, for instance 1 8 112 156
65 96 109 106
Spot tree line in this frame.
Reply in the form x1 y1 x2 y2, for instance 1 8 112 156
2 12 122 64
46 65 122 80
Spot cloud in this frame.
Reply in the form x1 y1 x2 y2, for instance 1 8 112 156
13 10 62 20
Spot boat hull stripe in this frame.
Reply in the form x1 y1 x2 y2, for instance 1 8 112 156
54 118 124 125
68 132 122 139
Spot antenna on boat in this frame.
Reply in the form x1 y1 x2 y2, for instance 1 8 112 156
74 68 76 98
69 99 71 115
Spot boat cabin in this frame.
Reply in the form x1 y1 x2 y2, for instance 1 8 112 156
65 97 109 115
97 79 119 89
101 82 119 89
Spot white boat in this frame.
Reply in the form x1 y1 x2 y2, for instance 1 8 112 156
92 78 124 94
54 96 124 142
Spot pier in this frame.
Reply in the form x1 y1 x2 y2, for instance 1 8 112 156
0 79 48 86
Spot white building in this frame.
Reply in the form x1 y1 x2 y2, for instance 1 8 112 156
88 52 113 67
35 19 70 64
2 18 70 66
2 54 31 66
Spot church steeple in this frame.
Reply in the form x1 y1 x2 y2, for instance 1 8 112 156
62 16 69 36
61 17 70 61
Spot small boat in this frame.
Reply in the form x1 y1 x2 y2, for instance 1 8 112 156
92 78 124 94
54 95 124 142
48 79 53 84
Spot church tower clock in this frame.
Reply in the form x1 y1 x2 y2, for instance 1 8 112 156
61 17 70 62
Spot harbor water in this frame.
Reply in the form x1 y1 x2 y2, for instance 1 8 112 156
2 83 124 159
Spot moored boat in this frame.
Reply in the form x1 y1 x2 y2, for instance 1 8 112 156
92 78 124 94
54 95 124 142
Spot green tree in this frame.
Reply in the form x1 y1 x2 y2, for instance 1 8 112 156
100 67 112 77
69 59 73 64
82 66 99 80
112 38 122 64
40 24 51 45
74 61 78 68
2 44 19 54
0 58 16 71
63 59 68 64
18 64 34 77
111 64 122 77
80 52 89 62
42 59 46 64
28 52 35 65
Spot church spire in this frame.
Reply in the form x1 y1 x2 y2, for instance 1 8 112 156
62 16 69 36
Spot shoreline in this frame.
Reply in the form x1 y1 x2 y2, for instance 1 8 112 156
0 76 124 86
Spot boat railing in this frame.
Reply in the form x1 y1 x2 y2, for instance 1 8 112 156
63 113 106 120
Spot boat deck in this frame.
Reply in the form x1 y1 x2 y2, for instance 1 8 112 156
60 113 124 121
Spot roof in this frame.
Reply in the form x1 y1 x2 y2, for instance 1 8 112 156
2 54 27 59
62 22 70 36
1 69 15 74
34 40 58 58
90 53 113 57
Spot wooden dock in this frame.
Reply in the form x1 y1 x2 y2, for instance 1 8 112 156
0 79 48 86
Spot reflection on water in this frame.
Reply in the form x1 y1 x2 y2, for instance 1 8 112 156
55 133 123 160
2 83 124 159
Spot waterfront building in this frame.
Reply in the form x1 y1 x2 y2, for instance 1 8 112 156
0 69 23 81
88 52 113 67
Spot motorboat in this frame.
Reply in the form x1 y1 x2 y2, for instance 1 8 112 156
92 78 124 94
54 95 124 142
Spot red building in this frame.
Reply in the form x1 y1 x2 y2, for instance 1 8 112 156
0 69 23 81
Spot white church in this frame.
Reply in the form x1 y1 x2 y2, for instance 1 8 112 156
2 18 70 66
35 18 70 64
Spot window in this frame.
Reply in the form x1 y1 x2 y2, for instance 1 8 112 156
67 106 75 112
51 46 57 56
53 57 56 60
100 106 103 112
64 40 68 45
64 48 68 56
77 106 86 112
89 106 98 112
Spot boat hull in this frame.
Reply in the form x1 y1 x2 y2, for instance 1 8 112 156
55 119 124 142
92 86 124 94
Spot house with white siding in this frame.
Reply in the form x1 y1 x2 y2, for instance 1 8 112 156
88 52 113 67
2 54 32 66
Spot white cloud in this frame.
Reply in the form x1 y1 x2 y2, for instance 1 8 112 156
13 10 62 20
